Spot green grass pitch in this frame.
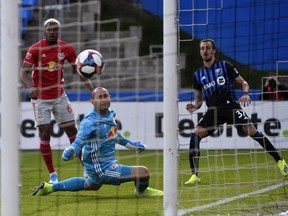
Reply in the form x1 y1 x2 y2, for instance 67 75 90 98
21 150 288 215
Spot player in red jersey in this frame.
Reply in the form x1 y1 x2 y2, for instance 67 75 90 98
20 18 94 184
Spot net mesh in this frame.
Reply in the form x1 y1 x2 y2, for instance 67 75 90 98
20 1 163 215
177 0 288 215
19 0 288 215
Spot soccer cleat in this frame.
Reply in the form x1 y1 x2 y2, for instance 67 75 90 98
277 159 288 176
32 182 53 196
278 210 288 216
135 187 164 197
185 174 201 185
49 172 58 184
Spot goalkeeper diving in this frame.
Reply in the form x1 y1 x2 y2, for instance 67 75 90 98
32 87 163 197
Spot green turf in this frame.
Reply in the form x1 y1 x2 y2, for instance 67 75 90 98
21 150 288 215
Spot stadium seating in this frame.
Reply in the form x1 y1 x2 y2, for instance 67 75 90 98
20 8 33 35
20 0 39 36
21 0 38 7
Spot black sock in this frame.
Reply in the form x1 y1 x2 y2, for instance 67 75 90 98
134 180 149 193
252 131 281 162
189 134 201 176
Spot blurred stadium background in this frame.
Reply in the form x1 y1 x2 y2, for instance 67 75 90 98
19 0 288 102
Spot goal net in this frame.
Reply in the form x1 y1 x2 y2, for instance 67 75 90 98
16 0 288 215
177 0 288 215
20 0 163 215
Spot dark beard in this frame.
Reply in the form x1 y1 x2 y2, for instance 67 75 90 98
203 57 212 62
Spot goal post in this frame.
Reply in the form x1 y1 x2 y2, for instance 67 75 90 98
163 0 178 215
1 0 20 215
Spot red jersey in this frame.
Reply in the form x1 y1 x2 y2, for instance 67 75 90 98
24 39 76 99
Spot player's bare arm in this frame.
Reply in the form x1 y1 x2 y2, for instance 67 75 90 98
79 76 94 92
20 62 38 99
234 75 251 107
186 89 203 113
72 64 94 92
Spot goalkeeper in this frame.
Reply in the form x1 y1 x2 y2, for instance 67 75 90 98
185 39 288 185
32 87 163 197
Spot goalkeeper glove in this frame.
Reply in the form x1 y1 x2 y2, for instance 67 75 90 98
125 141 147 153
62 147 76 161
133 141 147 153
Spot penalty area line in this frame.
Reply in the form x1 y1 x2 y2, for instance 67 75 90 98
178 180 288 216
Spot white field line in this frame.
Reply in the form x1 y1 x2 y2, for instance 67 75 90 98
177 180 288 216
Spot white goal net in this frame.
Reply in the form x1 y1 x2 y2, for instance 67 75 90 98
2 0 288 215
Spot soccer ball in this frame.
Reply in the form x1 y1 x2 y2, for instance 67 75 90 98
75 49 105 79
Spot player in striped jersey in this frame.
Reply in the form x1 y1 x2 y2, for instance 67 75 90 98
185 39 288 184
32 87 163 197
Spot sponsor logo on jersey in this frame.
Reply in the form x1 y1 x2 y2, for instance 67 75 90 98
203 76 226 90
47 61 60 72
35 61 62 72
107 126 117 139
203 81 216 90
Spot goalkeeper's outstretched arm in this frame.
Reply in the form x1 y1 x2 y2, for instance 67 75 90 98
116 132 146 153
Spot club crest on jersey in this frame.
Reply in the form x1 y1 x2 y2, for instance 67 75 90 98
215 68 222 75
57 53 65 60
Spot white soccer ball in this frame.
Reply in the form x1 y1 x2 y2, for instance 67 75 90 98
75 49 105 79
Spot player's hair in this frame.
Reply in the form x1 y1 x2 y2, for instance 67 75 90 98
44 18 61 28
200 38 216 49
